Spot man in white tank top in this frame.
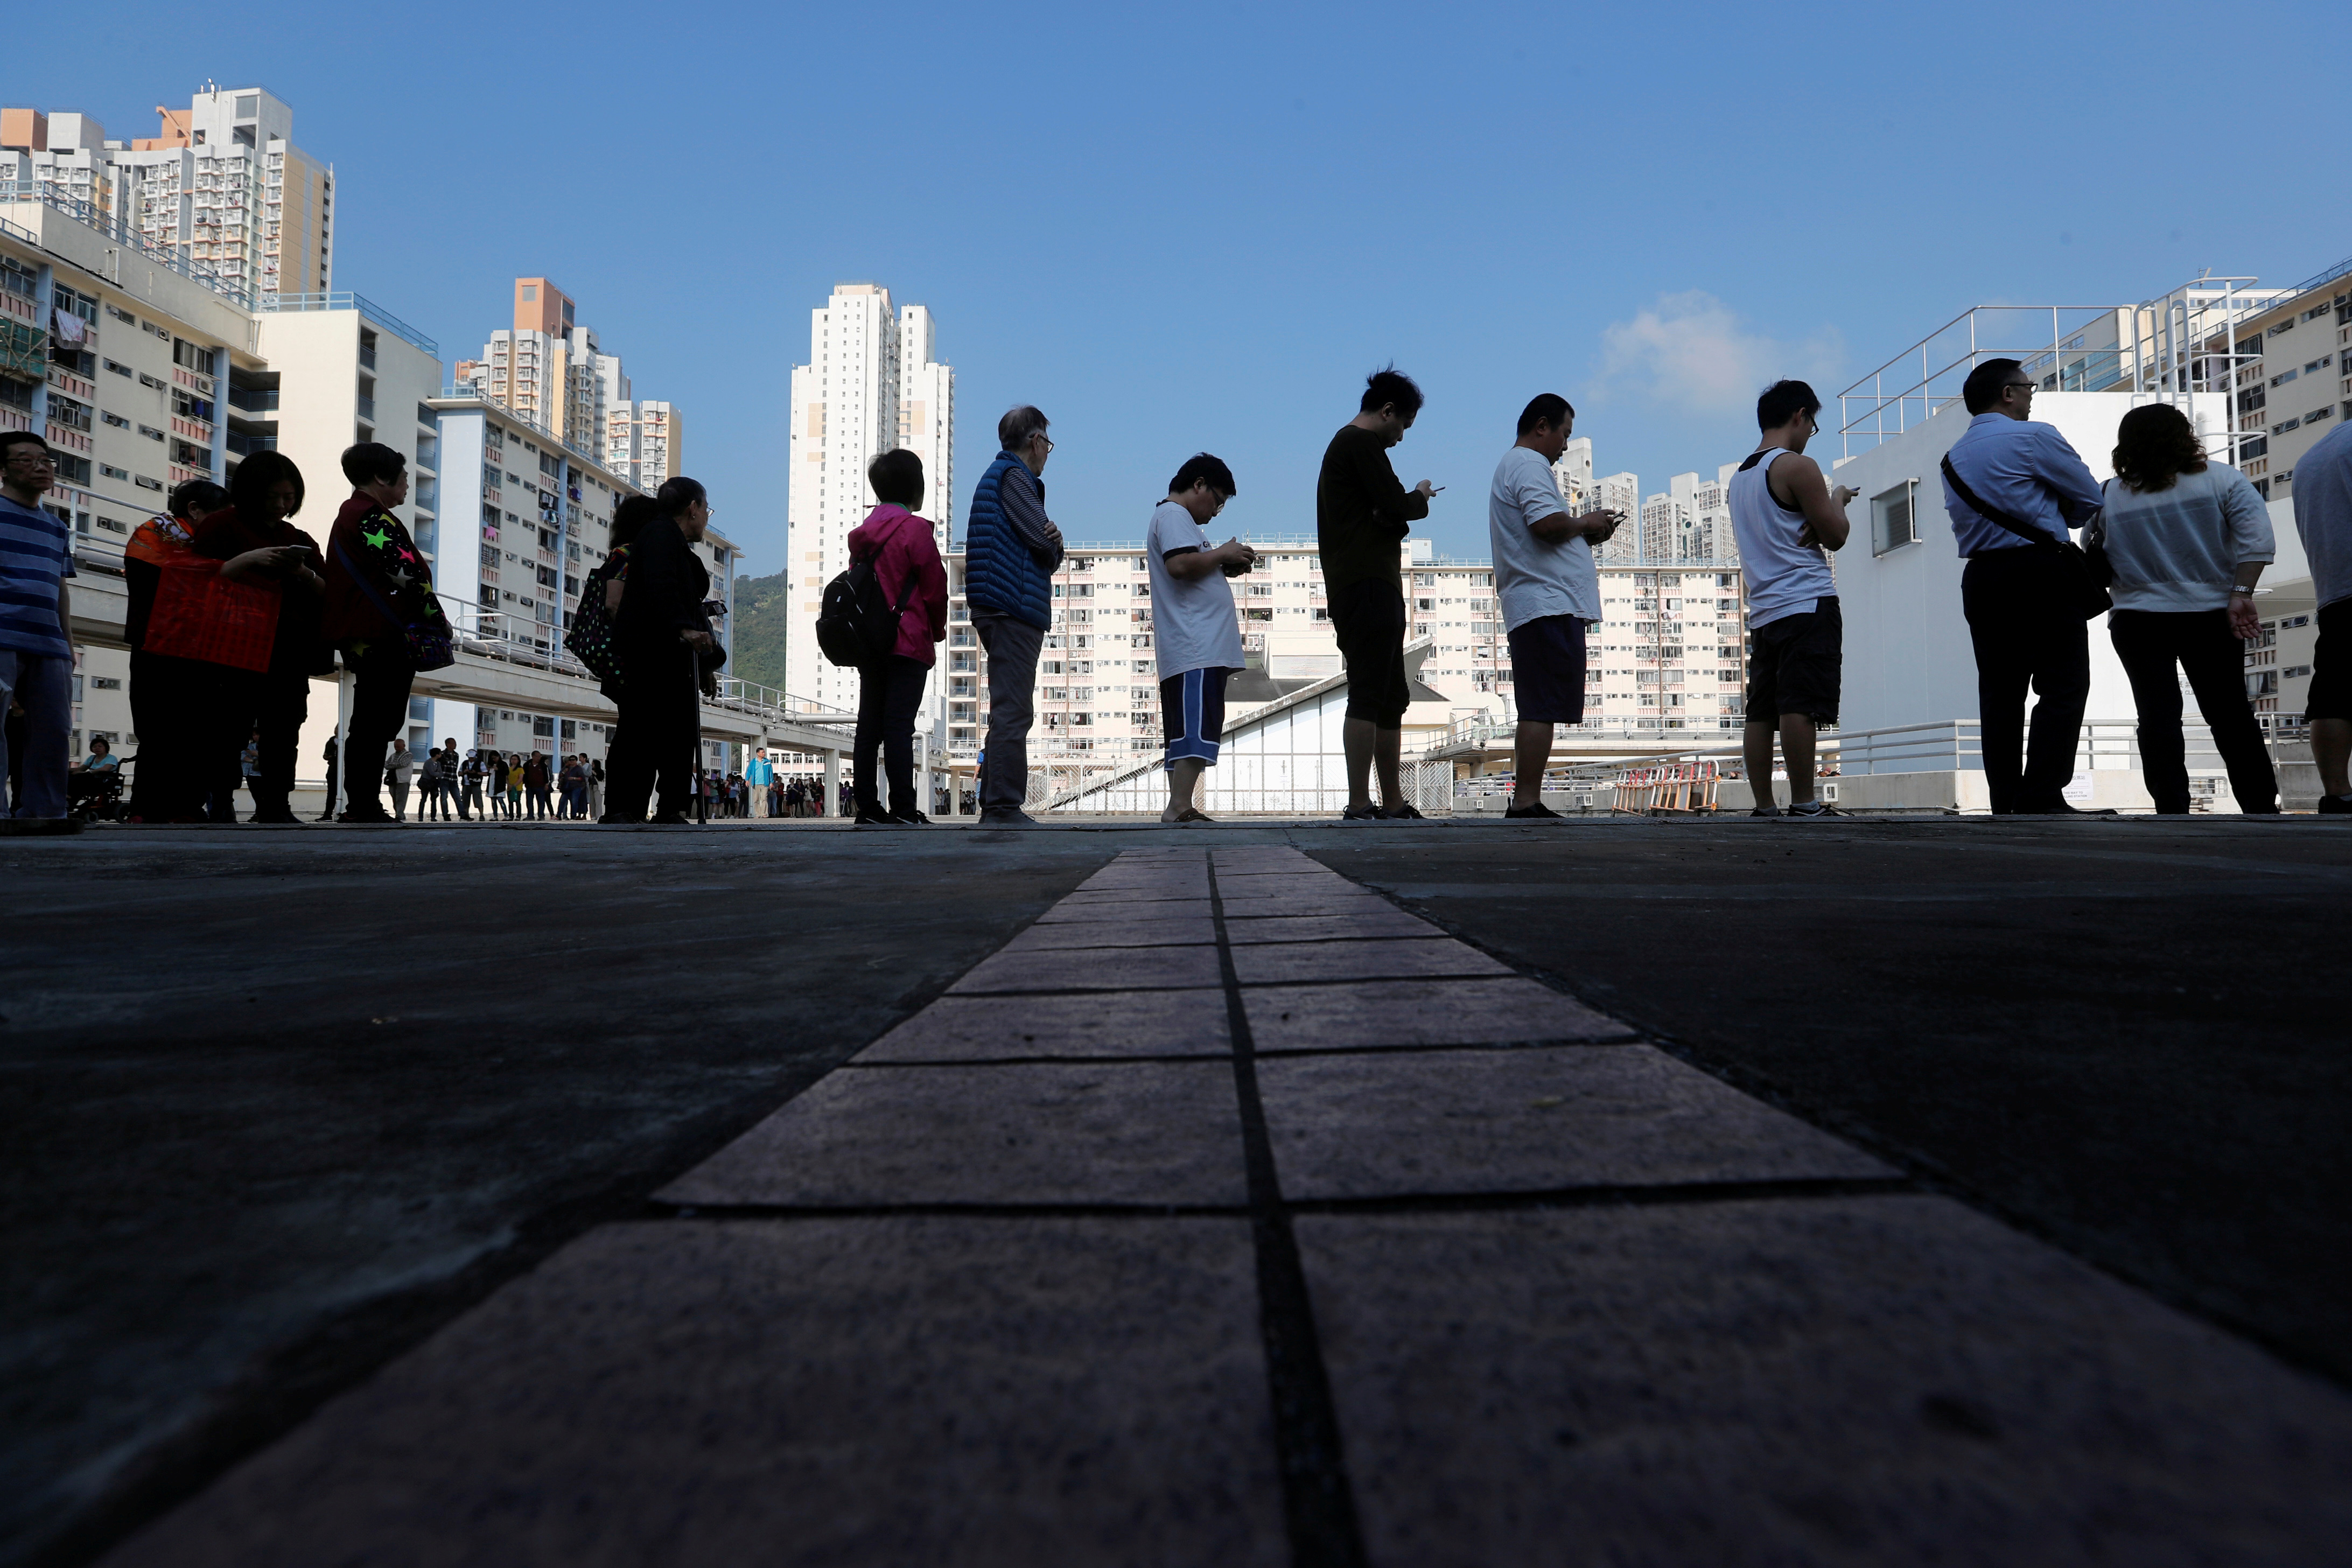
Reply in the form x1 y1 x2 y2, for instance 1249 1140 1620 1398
1729 380 1855 816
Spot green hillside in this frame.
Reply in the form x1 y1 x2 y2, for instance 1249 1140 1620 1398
729 569 790 692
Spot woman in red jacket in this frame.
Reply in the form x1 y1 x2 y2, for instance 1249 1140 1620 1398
845 449 949 825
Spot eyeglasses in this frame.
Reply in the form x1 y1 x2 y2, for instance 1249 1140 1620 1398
2003 380 2036 391
1032 435 1055 453
3 450 54 466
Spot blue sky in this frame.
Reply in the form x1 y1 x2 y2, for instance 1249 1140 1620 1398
39 0 2349 568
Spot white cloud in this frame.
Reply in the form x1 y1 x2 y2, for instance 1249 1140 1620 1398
1591 291 1842 414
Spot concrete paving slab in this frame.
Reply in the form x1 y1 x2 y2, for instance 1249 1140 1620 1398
659 1061 1247 1207
950 944 1225 993
102 1217 1287 1568
1296 1197 2352 1568
853 990 1231 1061
1220 909 1445 943
1059 886 1214 907
1244 976 1630 1052
1002 918 1218 951
1229 936 1511 984
1216 890 1395 918
1261 1045 1894 1199
1036 897 1213 922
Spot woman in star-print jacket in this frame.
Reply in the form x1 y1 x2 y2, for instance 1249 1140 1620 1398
321 441 444 821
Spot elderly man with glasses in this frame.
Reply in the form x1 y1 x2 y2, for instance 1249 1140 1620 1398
1941 358 2108 815
963 404 1065 826
0 432 78 829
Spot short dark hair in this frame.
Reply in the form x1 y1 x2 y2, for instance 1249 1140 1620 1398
656 475 707 517
1755 380 1822 432
867 447 926 507
998 405 1049 451
2111 403 2207 494
340 442 406 487
232 449 306 515
0 429 52 461
608 494 661 550
1516 394 1574 436
1167 453 1237 497
1962 359 2027 415
1360 365 1424 418
168 479 229 519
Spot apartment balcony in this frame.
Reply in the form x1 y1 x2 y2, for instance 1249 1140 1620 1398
170 415 213 443
47 366 95 401
45 424 91 453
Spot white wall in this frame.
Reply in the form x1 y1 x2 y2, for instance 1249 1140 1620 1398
1831 390 2232 758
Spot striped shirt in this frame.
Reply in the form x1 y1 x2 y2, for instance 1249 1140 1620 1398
0 494 76 658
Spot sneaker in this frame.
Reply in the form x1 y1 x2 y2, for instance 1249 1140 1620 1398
1166 807 1214 823
1748 806 1778 817
888 807 933 825
334 809 399 824
647 811 695 825
1503 800 1562 819
2318 794 2352 815
1341 802 1385 822
853 808 900 827
1380 802 1427 821
1784 800 1841 818
979 808 1040 827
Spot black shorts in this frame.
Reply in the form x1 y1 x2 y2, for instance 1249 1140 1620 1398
1746 596 1842 729
1329 578 1411 725
1504 613 1587 726
1160 666 1234 766
2307 598 2351 723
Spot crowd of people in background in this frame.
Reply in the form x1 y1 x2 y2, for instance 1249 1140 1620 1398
7 361 2351 827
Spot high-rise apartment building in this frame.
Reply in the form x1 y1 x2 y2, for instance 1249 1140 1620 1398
606 399 683 494
2 87 336 304
785 281 955 712
457 278 620 453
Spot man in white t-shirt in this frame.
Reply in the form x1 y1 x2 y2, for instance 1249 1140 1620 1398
1488 395 1622 818
1146 453 1254 822
1728 379 1855 817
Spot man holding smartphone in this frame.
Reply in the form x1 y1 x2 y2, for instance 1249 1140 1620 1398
1489 395 1621 818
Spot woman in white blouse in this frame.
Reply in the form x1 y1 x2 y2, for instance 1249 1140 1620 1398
2099 404 2277 813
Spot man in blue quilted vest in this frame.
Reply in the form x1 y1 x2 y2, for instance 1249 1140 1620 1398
964 405 1065 825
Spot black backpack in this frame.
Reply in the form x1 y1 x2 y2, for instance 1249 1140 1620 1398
816 551 920 667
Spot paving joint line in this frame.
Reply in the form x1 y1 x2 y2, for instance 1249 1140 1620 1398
1207 854 1369 1568
638 1177 1920 1224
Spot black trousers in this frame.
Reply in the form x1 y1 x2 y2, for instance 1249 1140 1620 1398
202 669 264 823
854 655 927 814
608 643 700 821
1962 549 2091 813
250 675 307 818
341 642 415 818
127 651 213 822
2109 608 2278 814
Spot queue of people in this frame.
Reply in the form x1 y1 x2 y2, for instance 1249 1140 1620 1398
9 366 2351 829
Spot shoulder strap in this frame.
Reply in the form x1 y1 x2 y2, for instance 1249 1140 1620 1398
1941 453 2061 547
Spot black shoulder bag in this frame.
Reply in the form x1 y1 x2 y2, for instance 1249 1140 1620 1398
1941 454 2111 620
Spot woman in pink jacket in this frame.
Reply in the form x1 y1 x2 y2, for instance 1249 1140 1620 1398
846 449 950 825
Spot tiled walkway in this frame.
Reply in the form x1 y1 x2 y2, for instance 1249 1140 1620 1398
106 845 2352 1566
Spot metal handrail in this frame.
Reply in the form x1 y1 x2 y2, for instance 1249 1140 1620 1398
0 183 256 309
261 292 439 356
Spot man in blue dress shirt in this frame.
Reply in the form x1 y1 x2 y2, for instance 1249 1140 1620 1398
1942 358 2106 814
